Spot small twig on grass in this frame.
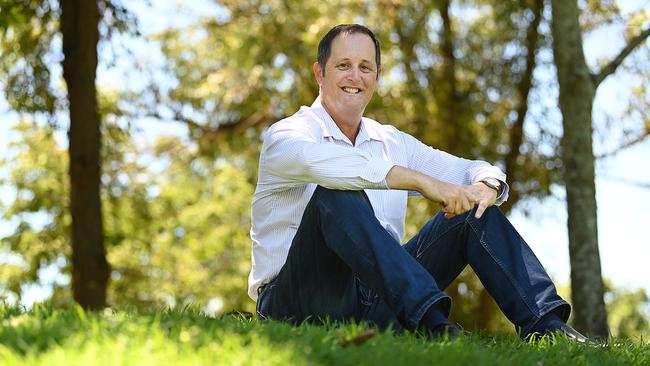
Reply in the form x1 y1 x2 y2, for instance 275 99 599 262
336 328 378 348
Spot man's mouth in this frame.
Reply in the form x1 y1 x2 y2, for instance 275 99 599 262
342 87 361 94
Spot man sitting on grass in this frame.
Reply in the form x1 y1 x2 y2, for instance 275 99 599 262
248 23 589 342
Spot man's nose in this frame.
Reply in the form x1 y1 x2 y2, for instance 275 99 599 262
347 66 362 82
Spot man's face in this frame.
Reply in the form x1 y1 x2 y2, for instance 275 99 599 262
313 32 379 119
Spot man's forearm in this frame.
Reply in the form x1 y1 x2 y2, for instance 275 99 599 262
385 165 430 193
385 165 497 219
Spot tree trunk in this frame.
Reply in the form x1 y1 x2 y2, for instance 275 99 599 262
61 0 109 309
501 0 543 215
436 0 464 157
550 0 608 337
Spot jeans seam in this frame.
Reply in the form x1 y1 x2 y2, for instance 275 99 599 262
414 217 465 259
466 215 539 320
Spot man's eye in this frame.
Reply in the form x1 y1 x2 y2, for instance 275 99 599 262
361 65 372 72
337 64 350 70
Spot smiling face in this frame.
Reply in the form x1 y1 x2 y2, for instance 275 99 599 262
312 32 379 123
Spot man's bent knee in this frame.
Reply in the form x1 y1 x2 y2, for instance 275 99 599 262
313 186 370 206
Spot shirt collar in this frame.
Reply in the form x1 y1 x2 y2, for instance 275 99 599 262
359 117 382 144
309 97 382 145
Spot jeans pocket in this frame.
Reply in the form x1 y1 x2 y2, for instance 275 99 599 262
256 284 275 320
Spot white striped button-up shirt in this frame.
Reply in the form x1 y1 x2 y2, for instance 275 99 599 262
248 97 508 300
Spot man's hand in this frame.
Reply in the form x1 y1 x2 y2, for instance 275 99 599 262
385 166 498 219
418 179 474 219
465 182 497 219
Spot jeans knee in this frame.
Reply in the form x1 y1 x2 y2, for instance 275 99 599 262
314 186 368 206
469 205 503 221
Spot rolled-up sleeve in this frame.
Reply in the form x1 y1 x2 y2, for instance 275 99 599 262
402 131 509 203
261 121 395 190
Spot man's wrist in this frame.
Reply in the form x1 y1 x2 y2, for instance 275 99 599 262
480 178 502 196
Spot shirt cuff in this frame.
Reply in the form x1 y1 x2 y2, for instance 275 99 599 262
493 183 509 206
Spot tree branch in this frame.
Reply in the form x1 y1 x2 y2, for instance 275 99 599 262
596 131 650 159
142 110 205 132
602 176 650 189
141 109 270 139
591 26 650 87
392 3 431 142
139 84 272 138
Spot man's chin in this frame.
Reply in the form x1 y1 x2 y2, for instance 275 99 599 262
338 103 366 115
339 97 369 110
321 97 368 119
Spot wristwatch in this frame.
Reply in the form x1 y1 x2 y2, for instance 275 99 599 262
480 177 502 196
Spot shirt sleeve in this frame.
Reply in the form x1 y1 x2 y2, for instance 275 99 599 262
402 131 510 203
260 120 395 190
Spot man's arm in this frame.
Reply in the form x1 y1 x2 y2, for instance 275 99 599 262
386 165 497 219
261 120 394 190
401 131 509 205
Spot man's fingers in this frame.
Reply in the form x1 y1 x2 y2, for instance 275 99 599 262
442 203 457 219
462 199 470 213
474 200 488 219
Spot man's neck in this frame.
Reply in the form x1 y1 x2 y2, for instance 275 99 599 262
320 99 363 145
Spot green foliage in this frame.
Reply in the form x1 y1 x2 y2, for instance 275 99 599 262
0 0 60 114
0 117 255 313
607 290 650 338
605 282 649 338
107 135 255 312
0 120 69 295
0 0 136 117
0 305 648 365
144 0 365 157
550 281 649 338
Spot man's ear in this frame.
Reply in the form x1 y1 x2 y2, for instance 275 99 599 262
313 62 323 85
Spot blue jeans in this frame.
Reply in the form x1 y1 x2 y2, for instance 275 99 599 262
256 187 570 336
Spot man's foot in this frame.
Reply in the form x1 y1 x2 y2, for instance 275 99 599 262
525 324 595 344
551 324 594 344
418 304 462 340
525 312 598 345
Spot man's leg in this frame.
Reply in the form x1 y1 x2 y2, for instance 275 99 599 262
257 186 450 331
399 206 570 336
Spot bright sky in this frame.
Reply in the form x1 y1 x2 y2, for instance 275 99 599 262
1 1 649 306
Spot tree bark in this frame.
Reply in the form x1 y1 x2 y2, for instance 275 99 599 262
551 0 608 337
61 0 109 309
436 0 464 157
501 0 543 215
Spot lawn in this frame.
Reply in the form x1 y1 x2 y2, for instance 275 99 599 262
0 305 647 365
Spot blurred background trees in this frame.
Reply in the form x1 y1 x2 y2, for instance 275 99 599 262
1 0 649 337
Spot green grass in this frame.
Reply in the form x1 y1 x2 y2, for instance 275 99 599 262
0 305 648 365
